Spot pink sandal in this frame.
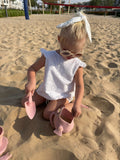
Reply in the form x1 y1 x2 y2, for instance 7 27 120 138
0 127 8 156
25 92 36 119
0 153 12 160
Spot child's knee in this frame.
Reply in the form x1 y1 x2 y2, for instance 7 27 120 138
43 110 50 120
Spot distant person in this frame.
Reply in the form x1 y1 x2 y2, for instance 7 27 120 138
21 12 92 120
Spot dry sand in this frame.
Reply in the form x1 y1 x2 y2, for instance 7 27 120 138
0 14 120 160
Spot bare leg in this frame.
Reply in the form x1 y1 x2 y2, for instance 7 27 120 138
21 91 46 107
64 102 74 112
43 98 69 120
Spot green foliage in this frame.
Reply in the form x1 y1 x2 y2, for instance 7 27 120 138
85 10 120 16
9 0 16 2
0 10 5 17
89 0 114 6
32 9 58 14
0 9 26 18
31 0 37 7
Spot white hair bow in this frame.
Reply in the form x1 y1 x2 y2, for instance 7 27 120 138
56 12 92 42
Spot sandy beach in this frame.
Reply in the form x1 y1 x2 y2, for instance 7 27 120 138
0 14 120 160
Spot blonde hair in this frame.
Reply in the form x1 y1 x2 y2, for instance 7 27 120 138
59 20 88 45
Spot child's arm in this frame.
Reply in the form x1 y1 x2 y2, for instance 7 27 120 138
25 55 45 97
72 67 84 117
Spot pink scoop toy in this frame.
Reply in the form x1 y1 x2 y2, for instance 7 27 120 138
0 153 12 160
24 92 36 119
0 127 8 156
0 126 12 160
50 105 88 136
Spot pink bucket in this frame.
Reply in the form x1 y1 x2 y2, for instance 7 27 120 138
0 126 8 156
50 107 74 136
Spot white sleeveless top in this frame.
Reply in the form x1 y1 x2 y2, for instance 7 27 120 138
37 48 86 101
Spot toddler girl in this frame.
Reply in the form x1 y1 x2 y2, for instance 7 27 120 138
21 12 92 120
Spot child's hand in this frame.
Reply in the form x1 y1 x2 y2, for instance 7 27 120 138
25 81 36 97
72 105 82 117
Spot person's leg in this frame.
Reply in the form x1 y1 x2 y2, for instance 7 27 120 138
43 98 69 120
64 102 74 112
21 91 46 107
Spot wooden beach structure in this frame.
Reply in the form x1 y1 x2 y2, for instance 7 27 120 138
23 0 120 20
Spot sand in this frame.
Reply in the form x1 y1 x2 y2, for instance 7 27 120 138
0 14 120 160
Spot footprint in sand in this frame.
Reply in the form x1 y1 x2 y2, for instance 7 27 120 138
111 94 120 104
15 66 23 71
0 109 8 125
91 96 115 116
0 118 4 125
108 62 118 68
86 150 105 160
95 63 111 76
110 70 120 82
112 143 120 160
84 84 91 96
86 65 93 71
84 77 93 96
15 56 27 66
95 121 104 136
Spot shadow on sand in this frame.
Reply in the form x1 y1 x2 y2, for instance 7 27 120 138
0 85 53 138
0 85 24 107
